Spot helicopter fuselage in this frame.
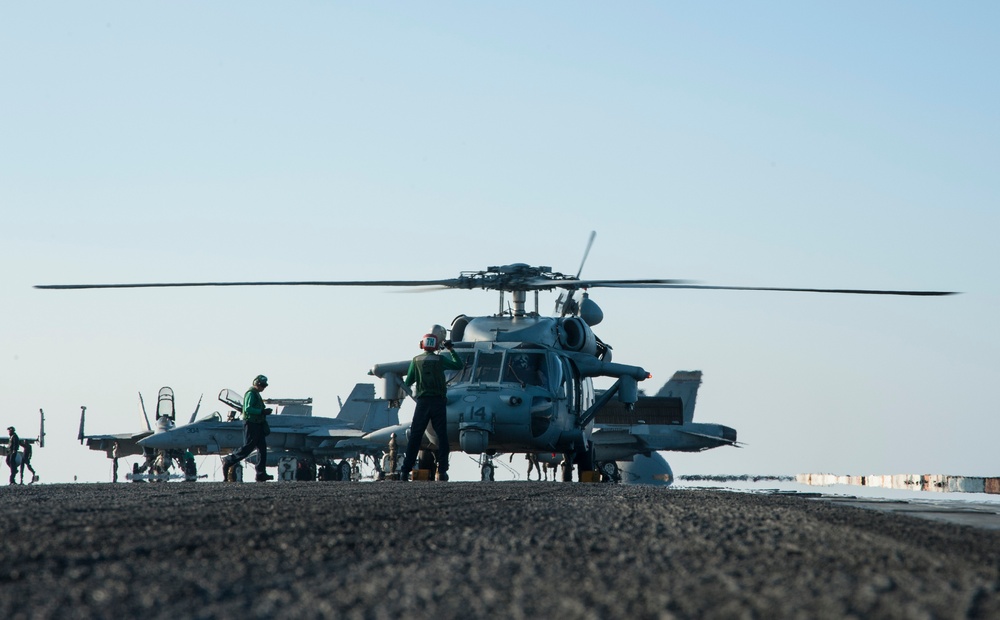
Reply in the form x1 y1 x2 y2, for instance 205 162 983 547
370 314 648 462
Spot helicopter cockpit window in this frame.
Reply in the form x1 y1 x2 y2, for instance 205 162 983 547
559 358 579 411
502 352 548 387
473 352 504 383
548 352 562 391
448 351 475 384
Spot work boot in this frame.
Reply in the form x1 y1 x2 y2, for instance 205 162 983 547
399 471 410 482
435 471 449 482
256 473 274 482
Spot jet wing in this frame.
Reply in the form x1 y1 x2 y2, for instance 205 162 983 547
306 428 366 439
140 416 369 457
670 427 741 448
329 438 380 450
77 404 156 458
590 429 642 447
592 422 738 462
311 436 386 459
81 432 152 458
309 427 368 457
0 437 41 457
360 423 409 446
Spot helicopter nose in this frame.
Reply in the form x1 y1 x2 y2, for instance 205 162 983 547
460 429 490 453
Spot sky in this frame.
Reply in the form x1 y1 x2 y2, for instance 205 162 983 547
2 2 997 484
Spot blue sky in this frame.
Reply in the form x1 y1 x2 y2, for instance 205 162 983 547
2 3 997 483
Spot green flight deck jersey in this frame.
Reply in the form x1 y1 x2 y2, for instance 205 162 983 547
243 388 268 423
404 349 464 398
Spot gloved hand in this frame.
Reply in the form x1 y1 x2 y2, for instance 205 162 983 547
263 407 273 416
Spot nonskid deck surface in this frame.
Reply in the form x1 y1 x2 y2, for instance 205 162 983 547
2 482 999 618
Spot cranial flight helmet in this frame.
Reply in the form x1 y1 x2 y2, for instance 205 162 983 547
430 324 447 343
420 334 439 351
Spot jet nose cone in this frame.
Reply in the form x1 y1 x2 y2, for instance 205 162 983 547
138 433 169 449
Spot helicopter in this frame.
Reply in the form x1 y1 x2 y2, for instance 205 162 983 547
35 233 956 482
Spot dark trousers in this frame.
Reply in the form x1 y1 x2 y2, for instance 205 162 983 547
401 396 449 475
20 459 35 482
226 421 268 477
6 454 18 484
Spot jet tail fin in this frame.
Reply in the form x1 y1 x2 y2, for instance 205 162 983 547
362 397 400 433
654 371 702 423
336 384 375 425
337 383 400 432
139 392 152 431
189 394 203 424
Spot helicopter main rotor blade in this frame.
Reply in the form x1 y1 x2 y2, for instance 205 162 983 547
594 283 958 296
559 278 694 289
34 279 465 290
575 230 597 279
34 273 957 296
35 277 694 292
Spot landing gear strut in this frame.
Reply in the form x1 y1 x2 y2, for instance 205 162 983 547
479 454 496 481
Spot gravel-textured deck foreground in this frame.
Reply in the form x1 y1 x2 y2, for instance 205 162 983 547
2 482 999 619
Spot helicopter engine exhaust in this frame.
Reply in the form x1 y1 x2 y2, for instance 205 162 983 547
450 315 470 342
559 317 598 356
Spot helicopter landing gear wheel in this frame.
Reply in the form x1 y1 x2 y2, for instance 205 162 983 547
598 460 620 483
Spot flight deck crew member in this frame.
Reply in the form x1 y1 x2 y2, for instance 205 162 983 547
221 375 274 482
19 440 37 484
388 432 398 478
399 327 464 482
526 453 541 481
6 426 20 485
112 441 120 483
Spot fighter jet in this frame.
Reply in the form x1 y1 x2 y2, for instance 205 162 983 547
138 383 400 480
79 387 202 480
589 370 737 480
78 387 199 457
